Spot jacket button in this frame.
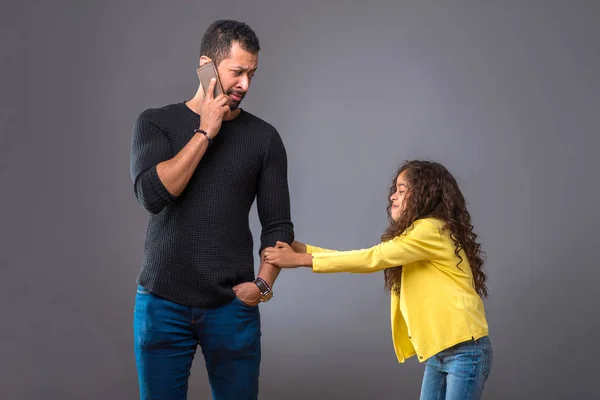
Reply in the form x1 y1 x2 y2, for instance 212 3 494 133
419 356 423 359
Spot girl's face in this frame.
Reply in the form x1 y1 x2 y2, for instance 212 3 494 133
389 171 409 221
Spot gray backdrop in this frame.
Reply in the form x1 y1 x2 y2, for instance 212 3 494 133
2 1 599 399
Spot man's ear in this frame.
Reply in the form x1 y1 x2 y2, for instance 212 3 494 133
199 55 212 66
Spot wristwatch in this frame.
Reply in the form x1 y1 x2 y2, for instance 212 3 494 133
253 277 273 302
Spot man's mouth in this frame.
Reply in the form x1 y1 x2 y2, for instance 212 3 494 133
229 92 245 102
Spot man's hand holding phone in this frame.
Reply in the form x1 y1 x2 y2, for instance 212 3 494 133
198 78 230 139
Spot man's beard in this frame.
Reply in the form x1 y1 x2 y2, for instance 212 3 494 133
227 90 245 110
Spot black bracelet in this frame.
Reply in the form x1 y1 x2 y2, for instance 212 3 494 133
194 128 213 145
253 277 271 293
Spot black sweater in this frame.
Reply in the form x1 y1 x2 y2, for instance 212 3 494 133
130 102 294 307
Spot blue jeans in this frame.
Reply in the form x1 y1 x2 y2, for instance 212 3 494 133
133 285 261 400
419 336 493 400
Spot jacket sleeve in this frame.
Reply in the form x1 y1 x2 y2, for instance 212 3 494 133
311 219 445 274
306 244 338 253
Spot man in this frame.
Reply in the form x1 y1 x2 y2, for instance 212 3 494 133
129 20 294 400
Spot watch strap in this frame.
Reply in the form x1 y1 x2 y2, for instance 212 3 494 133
253 277 273 302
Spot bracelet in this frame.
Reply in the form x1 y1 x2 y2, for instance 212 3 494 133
253 277 273 302
253 277 271 293
194 128 213 145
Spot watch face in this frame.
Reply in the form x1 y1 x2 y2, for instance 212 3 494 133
261 291 273 302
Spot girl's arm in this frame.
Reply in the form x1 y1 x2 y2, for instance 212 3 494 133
291 240 338 254
309 219 446 274
266 219 446 273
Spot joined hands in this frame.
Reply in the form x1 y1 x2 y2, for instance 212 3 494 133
263 241 311 269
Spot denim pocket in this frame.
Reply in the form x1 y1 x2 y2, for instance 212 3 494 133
233 296 258 309
482 347 493 379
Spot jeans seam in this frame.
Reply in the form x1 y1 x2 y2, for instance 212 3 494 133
437 375 445 400
482 348 491 379
466 349 477 399
430 361 445 400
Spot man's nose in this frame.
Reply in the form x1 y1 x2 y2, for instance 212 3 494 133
238 76 250 92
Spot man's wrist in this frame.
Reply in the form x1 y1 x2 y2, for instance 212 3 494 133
194 128 213 145
253 277 273 302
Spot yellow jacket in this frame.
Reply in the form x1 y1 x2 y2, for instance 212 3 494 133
306 217 489 363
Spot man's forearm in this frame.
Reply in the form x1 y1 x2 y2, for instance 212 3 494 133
257 250 282 288
291 240 306 253
156 133 210 196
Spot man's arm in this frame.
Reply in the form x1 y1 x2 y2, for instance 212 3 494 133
291 240 307 253
256 259 281 290
130 109 178 214
130 80 230 214
155 83 231 197
130 110 211 214
232 129 294 306
154 133 210 197
255 129 294 288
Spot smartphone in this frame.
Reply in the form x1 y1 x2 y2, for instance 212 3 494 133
196 61 224 98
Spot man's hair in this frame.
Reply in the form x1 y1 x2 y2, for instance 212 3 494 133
200 20 260 66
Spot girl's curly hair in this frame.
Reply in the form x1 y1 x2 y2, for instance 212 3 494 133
382 160 488 298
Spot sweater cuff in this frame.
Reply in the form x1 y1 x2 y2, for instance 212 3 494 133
149 166 177 203
140 165 177 213
259 229 294 255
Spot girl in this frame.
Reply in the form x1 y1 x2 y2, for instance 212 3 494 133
262 160 492 400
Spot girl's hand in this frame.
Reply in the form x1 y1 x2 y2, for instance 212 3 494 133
263 241 303 268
